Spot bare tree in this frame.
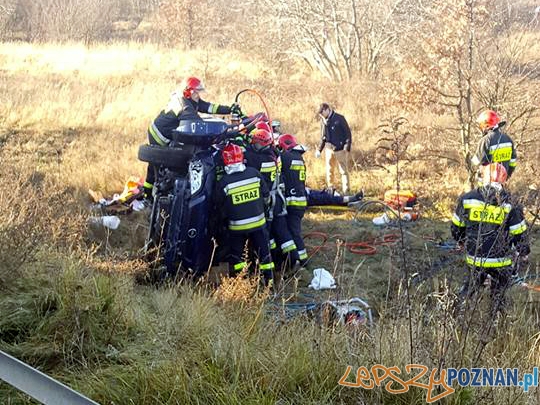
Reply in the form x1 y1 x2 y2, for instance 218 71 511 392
4 0 121 42
269 0 404 80
156 0 244 48
0 0 17 38
391 0 540 187
125 0 160 21
475 3 540 151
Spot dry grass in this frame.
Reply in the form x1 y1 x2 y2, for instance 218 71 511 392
0 42 398 196
3 41 524 203
1 41 540 404
214 271 270 306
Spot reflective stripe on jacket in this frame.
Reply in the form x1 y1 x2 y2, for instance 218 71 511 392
472 128 517 176
281 146 307 210
450 185 529 267
150 95 231 143
216 167 269 232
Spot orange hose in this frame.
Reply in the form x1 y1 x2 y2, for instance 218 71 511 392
303 232 401 256
236 88 271 124
303 232 329 257
347 242 377 255
521 283 540 293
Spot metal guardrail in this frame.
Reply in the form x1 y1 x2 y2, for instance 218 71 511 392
0 350 100 405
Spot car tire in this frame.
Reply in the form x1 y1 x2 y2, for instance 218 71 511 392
138 145 192 171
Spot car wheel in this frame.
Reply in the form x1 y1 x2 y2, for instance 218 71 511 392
138 144 192 171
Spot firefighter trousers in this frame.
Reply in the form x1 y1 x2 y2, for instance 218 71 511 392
458 266 513 318
228 227 275 284
270 214 299 270
143 131 160 197
286 208 307 264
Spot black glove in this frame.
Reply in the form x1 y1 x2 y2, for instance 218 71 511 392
230 102 243 116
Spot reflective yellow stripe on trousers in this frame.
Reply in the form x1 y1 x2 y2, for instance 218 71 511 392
466 255 512 268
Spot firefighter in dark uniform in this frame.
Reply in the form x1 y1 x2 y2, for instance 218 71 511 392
471 110 517 178
143 76 241 199
306 187 364 206
451 163 529 317
244 129 299 270
216 143 275 286
279 134 309 265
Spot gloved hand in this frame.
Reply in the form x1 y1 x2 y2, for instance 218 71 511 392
518 254 529 265
315 150 321 158
230 102 243 116
264 198 273 219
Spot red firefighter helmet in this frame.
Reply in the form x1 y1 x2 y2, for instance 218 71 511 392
482 162 508 185
255 121 272 133
477 110 501 132
183 77 205 98
222 143 244 166
251 129 273 149
278 133 298 151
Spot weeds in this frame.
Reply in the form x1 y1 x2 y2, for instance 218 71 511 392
1 42 539 404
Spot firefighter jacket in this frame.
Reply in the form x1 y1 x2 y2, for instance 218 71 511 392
216 165 270 233
244 146 287 218
244 146 278 191
451 185 529 268
230 133 250 152
471 127 517 177
148 92 231 146
318 110 352 152
281 145 307 210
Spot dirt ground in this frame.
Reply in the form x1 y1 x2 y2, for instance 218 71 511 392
85 192 540 323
